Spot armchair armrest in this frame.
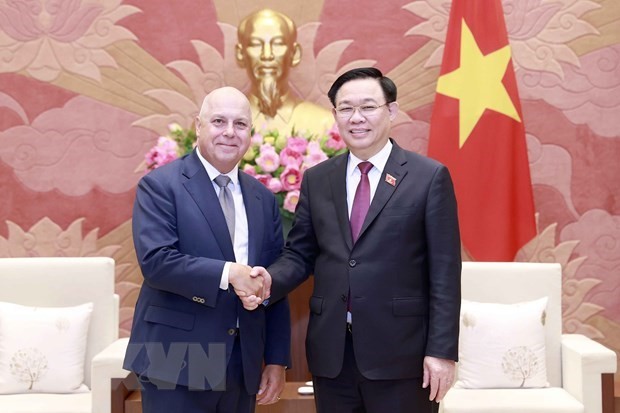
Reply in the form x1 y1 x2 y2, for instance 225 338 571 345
561 334 617 413
91 337 131 413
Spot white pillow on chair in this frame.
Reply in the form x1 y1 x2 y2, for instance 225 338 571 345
455 297 549 389
0 301 93 394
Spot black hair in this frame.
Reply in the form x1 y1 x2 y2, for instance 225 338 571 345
327 67 397 106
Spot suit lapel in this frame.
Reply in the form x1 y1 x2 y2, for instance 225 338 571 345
358 141 408 241
182 151 235 260
329 154 353 250
239 172 263 266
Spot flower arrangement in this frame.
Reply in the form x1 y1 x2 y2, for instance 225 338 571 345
144 123 196 170
145 123 347 219
239 125 347 219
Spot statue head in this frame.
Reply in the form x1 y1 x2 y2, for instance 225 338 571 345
236 9 302 117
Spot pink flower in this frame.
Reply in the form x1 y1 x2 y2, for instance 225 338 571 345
256 145 280 173
283 190 301 213
326 125 347 150
168 123 183 133
303 141 328 168
145 136 179 170
251 133 264 145
279 147 303 168
255 174 272 186
286 137 308 154
280 166 302 191
267 178 283 193
243 164 257 176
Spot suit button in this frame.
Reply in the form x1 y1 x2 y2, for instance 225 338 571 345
340 294 347 302
192 296 198 302
228 328 237 336
349 259 356 267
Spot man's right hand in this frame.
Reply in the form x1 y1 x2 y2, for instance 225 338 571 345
250 266 272 297
238 266 273 310
229 263 264 309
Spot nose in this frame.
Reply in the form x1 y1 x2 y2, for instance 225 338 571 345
261 43 274 60
223 121 235 137
349 107 366 122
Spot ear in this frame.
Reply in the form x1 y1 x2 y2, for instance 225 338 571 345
290 43 302 67
388 101 399 121
235 43 245 67
195 116 202 137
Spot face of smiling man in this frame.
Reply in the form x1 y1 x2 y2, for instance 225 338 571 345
195 87 252 173
332 78 399 160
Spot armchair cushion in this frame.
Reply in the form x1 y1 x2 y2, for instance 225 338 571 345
0 302 93 394
0 393 91 413
442 388 584 413
456 297 549 389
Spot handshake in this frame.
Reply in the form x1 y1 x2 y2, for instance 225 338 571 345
229 264 272 310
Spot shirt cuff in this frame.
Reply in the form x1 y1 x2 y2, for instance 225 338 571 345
220 262 231 290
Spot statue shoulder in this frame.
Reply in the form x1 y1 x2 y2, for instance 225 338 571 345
293 100 332 116
290 101 334 136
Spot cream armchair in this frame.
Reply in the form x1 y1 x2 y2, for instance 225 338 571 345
441 262 617 413
0 257 130 413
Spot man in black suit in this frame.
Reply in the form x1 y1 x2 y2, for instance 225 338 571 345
249 67 461 413
124 87 290 413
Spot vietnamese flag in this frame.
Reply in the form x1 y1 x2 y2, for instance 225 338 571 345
427 0 536 261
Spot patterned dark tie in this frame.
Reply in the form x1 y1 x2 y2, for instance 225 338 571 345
214 175 235 243
350 161 373 243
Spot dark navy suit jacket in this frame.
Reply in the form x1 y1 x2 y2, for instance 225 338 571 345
124 150 290 394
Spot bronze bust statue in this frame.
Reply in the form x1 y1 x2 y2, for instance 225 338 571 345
236 9 334 137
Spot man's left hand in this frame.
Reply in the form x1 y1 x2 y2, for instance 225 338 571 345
422 356 455 402
256 364 285 405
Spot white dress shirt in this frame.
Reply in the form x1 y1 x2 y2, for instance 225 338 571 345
346 140 393 218
196 148 248 290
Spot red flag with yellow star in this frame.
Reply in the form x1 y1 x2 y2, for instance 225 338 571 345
427 0 536 261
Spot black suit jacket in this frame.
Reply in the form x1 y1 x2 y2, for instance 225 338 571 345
124 150 290 393
269 140 461 380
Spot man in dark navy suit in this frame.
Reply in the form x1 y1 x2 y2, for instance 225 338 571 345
250 68 461 413
124 87 290 413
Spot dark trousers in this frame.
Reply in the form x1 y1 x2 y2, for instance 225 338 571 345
140 336 255 413
313 330 439 413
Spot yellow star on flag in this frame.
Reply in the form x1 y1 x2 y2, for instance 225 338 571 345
437 19 521 148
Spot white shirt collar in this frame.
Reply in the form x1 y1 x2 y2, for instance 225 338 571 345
347 140 393 177
196 148 240 186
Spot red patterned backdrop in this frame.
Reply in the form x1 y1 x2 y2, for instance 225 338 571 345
0 0 618 382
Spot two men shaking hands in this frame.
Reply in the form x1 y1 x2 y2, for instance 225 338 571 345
228 264 273 310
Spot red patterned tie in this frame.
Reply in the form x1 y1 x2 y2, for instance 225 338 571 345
350 161 373 243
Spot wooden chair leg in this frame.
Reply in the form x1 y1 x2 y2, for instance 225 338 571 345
111 373 139 413
602 373 614 413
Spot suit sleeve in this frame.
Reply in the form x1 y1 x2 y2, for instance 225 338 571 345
424 165 462 361
264 194 292 366
132 173 224 308
267 172 318 303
